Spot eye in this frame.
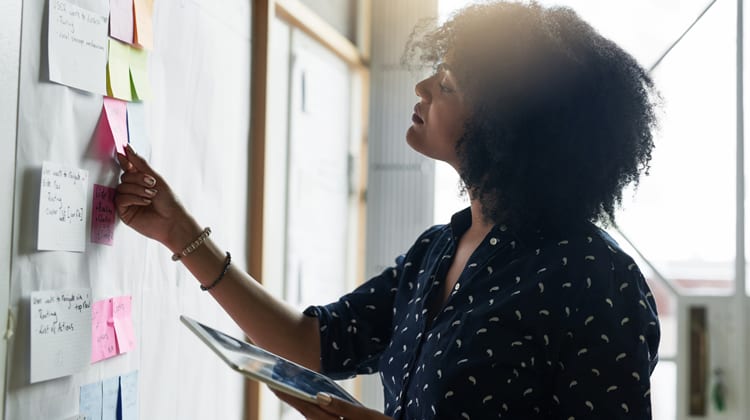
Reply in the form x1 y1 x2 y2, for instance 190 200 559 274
439 82 455 94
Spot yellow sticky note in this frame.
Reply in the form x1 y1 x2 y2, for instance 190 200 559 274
107 39 132 101
133 0 154 50
129 47 152 101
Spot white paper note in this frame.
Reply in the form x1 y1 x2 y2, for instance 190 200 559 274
38 161 89 252
30 289 92 383
48 0 109 94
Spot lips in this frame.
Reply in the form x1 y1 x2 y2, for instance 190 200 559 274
412 103 424 124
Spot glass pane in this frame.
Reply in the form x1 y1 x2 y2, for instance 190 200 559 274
651 360 678 420
298 0 358 43
615 0 736 293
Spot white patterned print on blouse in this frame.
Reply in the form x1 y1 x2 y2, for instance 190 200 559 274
304 207 660 419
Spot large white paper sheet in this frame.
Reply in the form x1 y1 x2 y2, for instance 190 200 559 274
47 0 109 94
30 288 92 383
37 161 89 252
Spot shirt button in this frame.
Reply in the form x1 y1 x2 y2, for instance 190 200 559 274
490 237 498 246
454 283 461 291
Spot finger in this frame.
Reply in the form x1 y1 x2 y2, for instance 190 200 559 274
124 144 158 176
273 390 339 420
116 183 158 199
115 193 152 209
116 152 136 173
120 171 158 188
317 393 383 419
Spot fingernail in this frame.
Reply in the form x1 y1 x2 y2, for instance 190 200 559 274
145 188 157 196
144 175 156 186
316 392 332 406
142 198 152 204
126 144 137 155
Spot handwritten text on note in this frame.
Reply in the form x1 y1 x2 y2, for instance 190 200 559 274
91 184 116 246
48 0 108 94
30 289 91 383
112 296 136 354
91 299 117 362
37 162 89 252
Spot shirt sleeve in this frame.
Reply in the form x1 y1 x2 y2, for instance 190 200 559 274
303 255 404 379
553 256 660 419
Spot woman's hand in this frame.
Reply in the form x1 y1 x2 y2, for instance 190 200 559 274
115 145 200 249
274 391 392 420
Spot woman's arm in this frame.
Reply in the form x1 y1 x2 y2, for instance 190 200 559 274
116 145 321 370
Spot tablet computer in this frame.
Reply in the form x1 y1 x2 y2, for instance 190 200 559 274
180 315 360 406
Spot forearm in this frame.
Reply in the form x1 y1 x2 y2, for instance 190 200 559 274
166 218 322 371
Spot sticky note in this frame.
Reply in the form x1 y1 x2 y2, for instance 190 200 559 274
109 0 134 44
91 298 117 362
96 97 129 155
133 0 154 49
112 296 136 354
126 102 150 158
129 47 152 100
119 371 138 420
102 376 120 420
37 162 88 252
80 381 103 420
47 0 108 94
30 289 92 383
91 185 116 246
107 39 133 101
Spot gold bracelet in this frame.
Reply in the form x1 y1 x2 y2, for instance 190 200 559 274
172 227 211 261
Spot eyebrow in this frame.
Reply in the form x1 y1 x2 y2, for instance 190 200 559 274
437 62 452 73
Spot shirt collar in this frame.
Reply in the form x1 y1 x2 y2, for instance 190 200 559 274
448 206 519 247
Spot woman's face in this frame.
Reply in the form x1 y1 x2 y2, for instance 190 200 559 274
406 64 470 169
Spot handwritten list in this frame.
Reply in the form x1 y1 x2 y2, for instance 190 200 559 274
91 299 117 362
37 162 89 252
113 296 136 353
80 381 103 420
30 289 91 383
102 376 120 420
91 184 116 246
47 0 108 94
120 371 139 420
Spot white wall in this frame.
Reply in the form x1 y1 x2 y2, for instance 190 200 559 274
4 0 252 418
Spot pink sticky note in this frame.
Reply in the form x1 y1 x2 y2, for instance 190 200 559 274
91 299 118 362
97 97 129 155
103 97 129 153
91 184 116 246
110 0 134 44
112 296 136 354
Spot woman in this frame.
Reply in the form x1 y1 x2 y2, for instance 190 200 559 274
116 1 660 419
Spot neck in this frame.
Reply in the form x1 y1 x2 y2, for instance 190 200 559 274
469 198 494 234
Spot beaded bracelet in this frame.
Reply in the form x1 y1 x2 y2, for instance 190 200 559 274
172 227 211 261
200 251 232 291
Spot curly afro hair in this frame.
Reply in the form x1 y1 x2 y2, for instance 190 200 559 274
404 1 659 235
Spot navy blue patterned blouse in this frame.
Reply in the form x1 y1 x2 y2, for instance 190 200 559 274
304 208 660 419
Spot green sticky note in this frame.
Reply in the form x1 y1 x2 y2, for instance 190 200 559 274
129 46 152 101
107 38 132 101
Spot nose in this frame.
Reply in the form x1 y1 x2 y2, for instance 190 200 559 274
415 77 430 100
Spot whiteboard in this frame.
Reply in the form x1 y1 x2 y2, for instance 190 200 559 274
6 0 253 418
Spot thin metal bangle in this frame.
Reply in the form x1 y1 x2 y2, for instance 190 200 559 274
200 251 231 291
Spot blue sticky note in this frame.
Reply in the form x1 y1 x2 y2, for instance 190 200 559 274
80 381 103 420
102 376 120 420
126 102 150 160
119 370 138 420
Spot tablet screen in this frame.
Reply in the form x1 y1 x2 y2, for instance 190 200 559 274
181 315 359 405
